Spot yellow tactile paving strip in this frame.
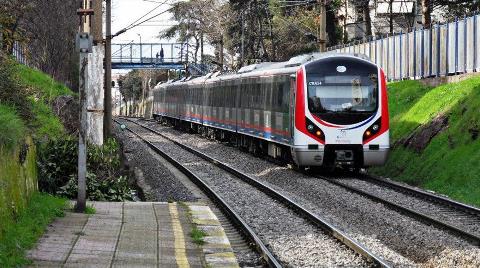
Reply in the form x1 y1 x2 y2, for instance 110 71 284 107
169 202 191 268
187 203 240 268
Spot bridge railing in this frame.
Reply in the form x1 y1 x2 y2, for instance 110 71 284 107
328 14 480 81
112 42 190 66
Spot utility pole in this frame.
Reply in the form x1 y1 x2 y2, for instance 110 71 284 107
104 0 113 140
86 0 105 146
75 5 94 213
137 33 142 63
241 11 245 67
317 0 327 52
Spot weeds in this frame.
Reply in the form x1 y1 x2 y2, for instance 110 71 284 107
85 206 96 215
0 193 67 267
190 226 207 245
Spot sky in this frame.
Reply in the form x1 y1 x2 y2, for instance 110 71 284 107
110 0 180 75
110 0 214 76
111 0 178 44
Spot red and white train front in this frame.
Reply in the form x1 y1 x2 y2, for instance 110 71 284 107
292 55 389 168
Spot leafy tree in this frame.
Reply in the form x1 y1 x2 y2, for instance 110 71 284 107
118 70 143 106
423 0 480 28
0 0 32 54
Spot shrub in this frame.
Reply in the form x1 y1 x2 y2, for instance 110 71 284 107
59 173 132 202
37 137 133 201
37 137 77 194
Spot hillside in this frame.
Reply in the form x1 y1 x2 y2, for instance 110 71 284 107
0 59 73 266
0 61 73 144
371 76 480 207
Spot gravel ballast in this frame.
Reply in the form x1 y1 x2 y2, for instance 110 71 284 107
336 177 480 236
141 120 480 268
122 120 372 267
115 126 198 202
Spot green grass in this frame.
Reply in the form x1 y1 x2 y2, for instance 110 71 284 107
0 193 67 267
30 100 65 140
16 64 73 102
0 105 26 149
85 205 96 215
190 226 207 245
371 76 480 207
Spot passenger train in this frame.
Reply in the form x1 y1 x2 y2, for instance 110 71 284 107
152 53 389 169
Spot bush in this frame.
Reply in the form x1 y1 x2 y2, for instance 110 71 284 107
0 105 26 149
37 137 133 201
59 173 132 202
37 137 77 194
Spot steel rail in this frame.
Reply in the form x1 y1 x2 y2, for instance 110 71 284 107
114 118 281 268
136 118 480 246
318 176 480 246
361 175 480 217
120 117 392 268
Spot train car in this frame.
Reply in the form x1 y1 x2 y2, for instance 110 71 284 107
152 53 389 169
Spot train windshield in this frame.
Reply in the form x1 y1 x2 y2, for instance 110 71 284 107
305 58 379 124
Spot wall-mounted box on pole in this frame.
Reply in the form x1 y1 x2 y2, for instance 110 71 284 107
76 33 93 53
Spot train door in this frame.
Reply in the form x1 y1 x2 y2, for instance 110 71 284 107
289 74 296 142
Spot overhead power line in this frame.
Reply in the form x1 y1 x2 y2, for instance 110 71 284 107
123 0 169 30
112 0 174 38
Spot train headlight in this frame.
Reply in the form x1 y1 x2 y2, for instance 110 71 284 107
305 118 324 142
363 118 382 142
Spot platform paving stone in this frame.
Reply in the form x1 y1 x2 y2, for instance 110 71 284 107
27 201 239 268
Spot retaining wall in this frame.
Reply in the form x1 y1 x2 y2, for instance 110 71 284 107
0 138 38 237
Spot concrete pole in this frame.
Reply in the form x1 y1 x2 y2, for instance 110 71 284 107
75 3 94 213
77 51 88 213
85 0 105 146
104 0 113 140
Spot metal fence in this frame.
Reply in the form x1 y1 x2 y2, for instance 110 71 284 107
12 42 28 65
328 15 480 81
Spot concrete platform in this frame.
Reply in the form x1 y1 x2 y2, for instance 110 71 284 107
27 202 239 268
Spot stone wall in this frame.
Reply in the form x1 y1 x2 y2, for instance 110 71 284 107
0 138 38 237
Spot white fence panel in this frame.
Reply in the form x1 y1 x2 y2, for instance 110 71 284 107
326 14 480 81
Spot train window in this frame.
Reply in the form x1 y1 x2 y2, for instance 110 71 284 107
305 58 379 124
263 78 272 111
307 75 378 114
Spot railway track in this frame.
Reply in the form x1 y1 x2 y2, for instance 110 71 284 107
115 118 280 268
319 174 480 246
138 117 480 246
116 117 391 267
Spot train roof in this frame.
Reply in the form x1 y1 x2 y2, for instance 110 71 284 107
157 52 372 89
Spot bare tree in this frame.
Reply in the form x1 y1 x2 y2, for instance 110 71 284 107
422 0 432 27
0 0 79 89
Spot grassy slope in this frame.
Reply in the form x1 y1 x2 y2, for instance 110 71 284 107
371 77 480 207
16 64 73 140
16 64 72 101
0 64 73 266
0 105 26 149
0 193 66 267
